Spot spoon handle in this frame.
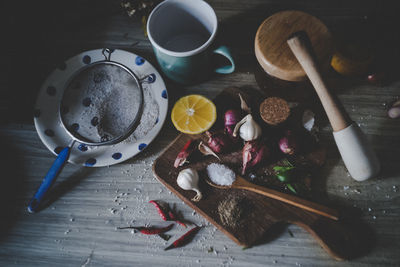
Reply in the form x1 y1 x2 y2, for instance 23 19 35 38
234 177 339 220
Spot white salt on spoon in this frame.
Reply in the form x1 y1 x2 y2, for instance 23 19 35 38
206 163 236 186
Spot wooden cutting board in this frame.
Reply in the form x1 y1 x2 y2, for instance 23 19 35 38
153 87 369 260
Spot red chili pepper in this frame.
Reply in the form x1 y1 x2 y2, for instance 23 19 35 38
149 200 168 221
118 223 174 235
164 226 201 251
174 139 197 168
149 200 187 227
168 211 187 228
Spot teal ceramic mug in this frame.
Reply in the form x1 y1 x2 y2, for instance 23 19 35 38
147 0 235 84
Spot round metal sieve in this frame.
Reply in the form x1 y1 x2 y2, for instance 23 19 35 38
60 50 144 146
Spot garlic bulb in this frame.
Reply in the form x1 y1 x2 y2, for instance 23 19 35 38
233 114 262 141
176 168 202 202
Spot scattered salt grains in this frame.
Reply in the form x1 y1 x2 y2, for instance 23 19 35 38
393 186 398 192
368 208 372 212
110 208 117 214
343 186 349 190
70 218 75 222
207 163 236 186
64 229 71 235
372 215 377 220
353 189 361 194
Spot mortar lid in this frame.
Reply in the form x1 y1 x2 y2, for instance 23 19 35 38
255 10 332 82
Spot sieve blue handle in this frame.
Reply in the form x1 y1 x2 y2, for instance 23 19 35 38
27 146 71 213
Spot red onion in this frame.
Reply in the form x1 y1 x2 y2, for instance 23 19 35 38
206 131 232 153
224 109 241 140
242 140 269 175
279 130 296 155
224 109 241 126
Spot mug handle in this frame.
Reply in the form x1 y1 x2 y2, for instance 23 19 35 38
213 46 235 74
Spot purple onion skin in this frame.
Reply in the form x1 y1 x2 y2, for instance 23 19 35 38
279 131 296 155
242 141 269 175
224 109 241 126
224 109 241 141
206 131 232 153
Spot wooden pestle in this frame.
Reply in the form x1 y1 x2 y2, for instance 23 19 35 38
287 31 380 181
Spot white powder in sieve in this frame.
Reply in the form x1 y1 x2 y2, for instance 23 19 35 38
125 84 159 143
207 163 236 186
62 63 142 143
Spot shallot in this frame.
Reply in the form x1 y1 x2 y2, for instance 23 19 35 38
176 168 202 202
279 130 297 155
388 100 400 119
174 139 197 168
206 131 232 153
242 140 269 175
224 109 241 139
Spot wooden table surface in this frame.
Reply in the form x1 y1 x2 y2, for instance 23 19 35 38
0 0 399 266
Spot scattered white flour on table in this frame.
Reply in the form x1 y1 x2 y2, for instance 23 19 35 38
207 163 236 186
62 63 142 143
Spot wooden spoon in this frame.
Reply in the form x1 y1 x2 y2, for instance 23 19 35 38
206 175 339 221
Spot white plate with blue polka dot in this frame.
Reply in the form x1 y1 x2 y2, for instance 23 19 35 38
34 49 168 167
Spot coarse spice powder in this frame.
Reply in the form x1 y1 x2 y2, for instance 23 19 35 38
217 194 248 229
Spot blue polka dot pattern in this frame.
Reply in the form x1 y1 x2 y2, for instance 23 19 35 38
70 123 79 132
85 158 96 166
45 129 54 137
147 74 156 83
138 143 147 151
83 55 91 64
78 143 88 152
91 117 99 126
34 109 41 118
58 62 67 70
112 152 122 160
46 86 56 96
54 146 63 154
135 56 145 66
82 97 91 107
161 89 168 99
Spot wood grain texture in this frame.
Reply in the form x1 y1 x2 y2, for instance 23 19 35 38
1 0 400 266
254 10 332 81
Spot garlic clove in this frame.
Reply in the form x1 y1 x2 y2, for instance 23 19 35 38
233 114 249 137
239 93 251 113
198 141 221 160
302 109 315 132
234 114 262 141
176 168 202 202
